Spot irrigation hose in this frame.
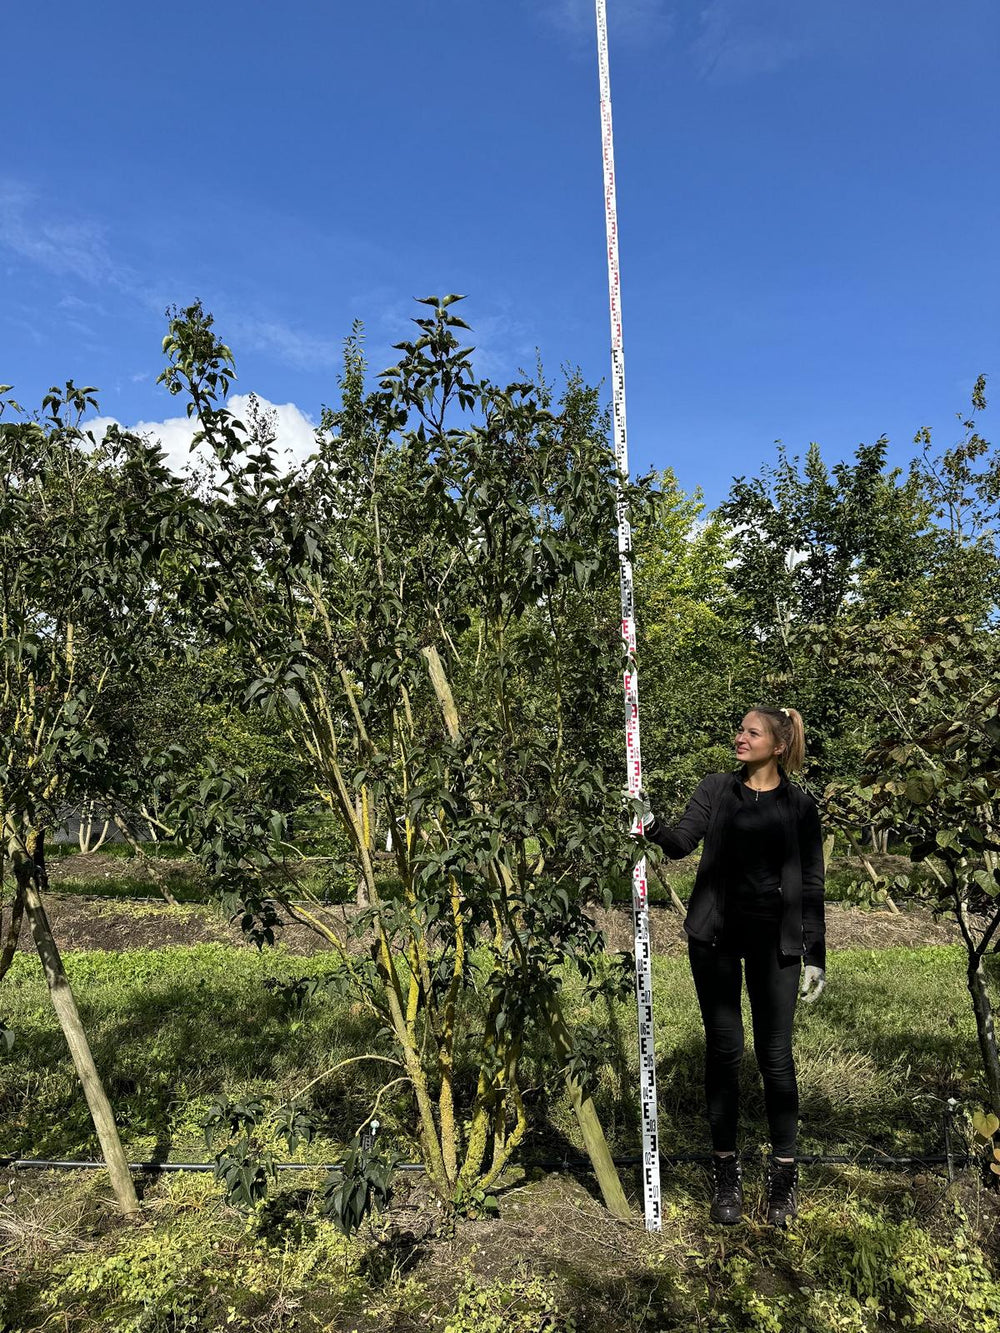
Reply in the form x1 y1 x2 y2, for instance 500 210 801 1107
0 1151 969 1174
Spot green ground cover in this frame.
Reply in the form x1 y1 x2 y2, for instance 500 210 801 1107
2 942 998 1331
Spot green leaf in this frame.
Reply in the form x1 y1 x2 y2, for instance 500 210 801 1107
972 1110 999 1141
972 869 997 895
905 772 937 805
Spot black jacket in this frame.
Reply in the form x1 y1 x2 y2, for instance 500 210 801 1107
645 769 826 968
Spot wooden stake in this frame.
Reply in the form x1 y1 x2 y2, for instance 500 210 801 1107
549 1003 631 1219
22 873 139 1215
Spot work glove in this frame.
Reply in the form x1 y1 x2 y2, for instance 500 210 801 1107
625 787 653 833
799 964 826 1004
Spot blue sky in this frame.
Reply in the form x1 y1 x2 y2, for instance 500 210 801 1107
3 0 997 504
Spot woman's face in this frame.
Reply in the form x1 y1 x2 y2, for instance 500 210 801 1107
735 712 783 766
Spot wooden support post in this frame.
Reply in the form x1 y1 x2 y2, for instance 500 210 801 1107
549 1003 631 1219
21 871 139 1215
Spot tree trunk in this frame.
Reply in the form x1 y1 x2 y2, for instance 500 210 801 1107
821 833 835 872
112 818 179 907
354 794 371 906
845 829 900 914
548 1004 631 1219
967 951 1000 1120
0 880 25 982
421 645 461 743
18 842 139 1215
648 862 685 917
78 799 111 855
420 644 631 1216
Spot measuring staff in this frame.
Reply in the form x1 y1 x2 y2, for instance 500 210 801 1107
594 0 661 1232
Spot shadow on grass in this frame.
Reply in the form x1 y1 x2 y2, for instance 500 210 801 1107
0 953 393 1161
651 1028 966 1163
0 944 986 1175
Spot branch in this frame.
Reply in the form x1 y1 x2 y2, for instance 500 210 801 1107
954 890 977 955
353 1078 410 1139
0 879 25 982
111 817 179 906
421 644 461 743
975 905 1000 960
285 1054 406 1107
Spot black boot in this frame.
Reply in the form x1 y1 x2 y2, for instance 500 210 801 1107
709 1153 743 1225
765 1156 798 1228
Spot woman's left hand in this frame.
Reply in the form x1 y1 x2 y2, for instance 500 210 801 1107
799 965 826 1004
625 787 653 833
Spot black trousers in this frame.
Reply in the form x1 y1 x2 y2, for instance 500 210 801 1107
688 915 801 1158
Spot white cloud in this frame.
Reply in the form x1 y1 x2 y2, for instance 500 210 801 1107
537 1 812 77
0 180 131 287
83 394 319 476
59 293 110 317
223 314 342 373
1 180 342 375
230 395 320 465
459 310 539 384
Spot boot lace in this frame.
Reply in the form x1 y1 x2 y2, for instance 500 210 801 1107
766 1158 797 1210
712 1154 742 1206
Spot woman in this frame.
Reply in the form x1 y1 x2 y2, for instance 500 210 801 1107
642 706 826 1227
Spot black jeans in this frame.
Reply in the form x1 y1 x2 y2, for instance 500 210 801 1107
688 915 801 1158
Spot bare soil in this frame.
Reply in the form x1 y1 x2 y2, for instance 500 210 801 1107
20 891 960 957
594 899 959 955
12 848 961 956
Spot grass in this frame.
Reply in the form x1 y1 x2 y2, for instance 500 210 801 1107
0 944 386 1163
611 854 940 911
45 844 206 902
0 942 990 1165
44 872 208 903
43 843 357 903
2 939 999 1330
43 840 939 915
47 839 192 862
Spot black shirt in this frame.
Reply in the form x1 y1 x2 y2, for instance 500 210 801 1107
723 786 784 918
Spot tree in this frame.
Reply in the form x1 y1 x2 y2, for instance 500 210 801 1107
158 298 658 1216
719 437 934 788
909 375 999 624
722 437 931 635
0 381 196 1212
633 471 755 812
824 618 1000 1116
716 383 997 793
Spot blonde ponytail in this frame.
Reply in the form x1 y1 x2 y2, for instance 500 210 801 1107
752 705 806 772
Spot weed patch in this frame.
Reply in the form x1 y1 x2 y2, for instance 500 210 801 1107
3 1162 1000 1331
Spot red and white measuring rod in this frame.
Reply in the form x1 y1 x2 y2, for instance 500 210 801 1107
594 0 662 1232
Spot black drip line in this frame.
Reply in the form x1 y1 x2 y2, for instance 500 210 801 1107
0 1150 969 1176
0 1110 971 1180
